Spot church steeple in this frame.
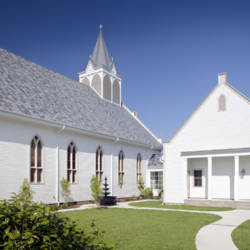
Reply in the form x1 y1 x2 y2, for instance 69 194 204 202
90 25 113 70
78 26 122 105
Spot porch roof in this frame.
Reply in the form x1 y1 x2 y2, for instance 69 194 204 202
181 147 250 158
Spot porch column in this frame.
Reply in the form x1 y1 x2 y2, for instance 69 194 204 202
234 156 239 201
184 158 188 199
207 157 212 200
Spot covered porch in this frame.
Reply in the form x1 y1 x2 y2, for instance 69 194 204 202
182 148 250 204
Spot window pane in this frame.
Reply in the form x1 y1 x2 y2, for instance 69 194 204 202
194 178 202 187
67 170 71 182
194 170 202 177
30 168 35 183
100 151 103 171
31 140 35 167
72 170 76 183
37 141 42 167
150 171 163 189
72 147 76 169
96 151 99 171
194 170 202 186
67 146 71 169
37 169 42 183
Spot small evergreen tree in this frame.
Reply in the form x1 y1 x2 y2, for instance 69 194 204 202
138 177 145 197
18 178 34 201
90 176 103 204
60 178 71 203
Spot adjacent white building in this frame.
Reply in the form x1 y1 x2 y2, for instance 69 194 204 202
164 73 250 205
0 27 162 203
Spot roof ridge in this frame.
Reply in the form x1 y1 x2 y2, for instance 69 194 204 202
226 82 250 103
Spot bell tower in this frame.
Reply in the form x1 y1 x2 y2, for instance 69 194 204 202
78 25 122 105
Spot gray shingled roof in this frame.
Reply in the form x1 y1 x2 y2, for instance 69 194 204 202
0 48 162 149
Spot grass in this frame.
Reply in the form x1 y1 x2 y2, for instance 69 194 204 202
232 220 250 250
63 208 220 250
129 201 235 211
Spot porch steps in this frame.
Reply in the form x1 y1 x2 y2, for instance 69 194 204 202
236 201 250 210
184 199 250 210
184 199 237 208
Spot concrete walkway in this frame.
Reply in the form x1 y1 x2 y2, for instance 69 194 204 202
60 200 250 250
195 209 250 250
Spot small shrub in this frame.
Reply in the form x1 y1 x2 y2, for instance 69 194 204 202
60 177 71 203
138 177 153 199
131 195 138 201
0 179 115 249
142 187 153 199
90 176 103 204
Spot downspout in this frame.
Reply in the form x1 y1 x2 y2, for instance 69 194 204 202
110 137 119 196
56 125 66 204
110 147 113 196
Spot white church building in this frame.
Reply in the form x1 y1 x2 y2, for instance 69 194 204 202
164 73 250 206
0 28 163 204
1 27 249 207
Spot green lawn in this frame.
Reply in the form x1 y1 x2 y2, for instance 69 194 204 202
129 201 235 211
232 220 250 250
63 208 220 250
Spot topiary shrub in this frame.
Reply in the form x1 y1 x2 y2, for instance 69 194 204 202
0 179 115 249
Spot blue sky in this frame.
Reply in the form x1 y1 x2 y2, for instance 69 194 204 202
1 0 250 141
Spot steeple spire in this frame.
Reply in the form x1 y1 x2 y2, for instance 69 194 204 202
90 25 113 69
78 26 122 105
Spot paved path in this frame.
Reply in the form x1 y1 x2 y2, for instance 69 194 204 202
60 200 250 250
195 209 250 250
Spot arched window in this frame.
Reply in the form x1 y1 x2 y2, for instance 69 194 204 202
103 75 111 101
218 94 226 111
92 74 101 95
113 80 120 104
67 142 77 183
118 150 125 185
82 77 90 86
96 146 103 181
136 153 142 183
30 136 43 184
